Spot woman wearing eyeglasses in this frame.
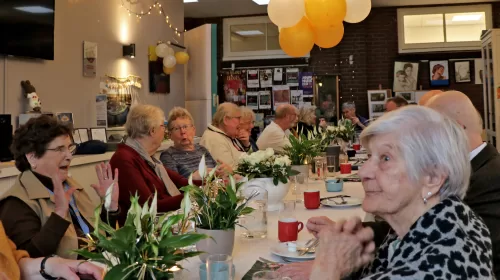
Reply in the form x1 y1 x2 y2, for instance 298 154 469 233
161 107 233 179
0 115 119 259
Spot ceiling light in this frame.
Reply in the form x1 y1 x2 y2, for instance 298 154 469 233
452 14 482 22
14 6 54 13
183 0 198 2
252 0 270 5
235 30 264 36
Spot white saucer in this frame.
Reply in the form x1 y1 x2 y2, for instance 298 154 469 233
320 196 363 208
270 241 316 261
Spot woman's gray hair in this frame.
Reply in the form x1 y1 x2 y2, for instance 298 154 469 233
360 106 470 199
167 107 194 130
240 106 255 121
298 106 316 125
125 104 165 139
342 102 356 110
212 102 239 127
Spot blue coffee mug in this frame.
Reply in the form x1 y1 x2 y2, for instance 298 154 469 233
199 263 235 280
326 179 343 192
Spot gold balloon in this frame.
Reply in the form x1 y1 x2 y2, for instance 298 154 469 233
305 0 347 28
175 52 190 64
313 23 344 48
163 66 175 74
279 17 315 58
148 46 158 61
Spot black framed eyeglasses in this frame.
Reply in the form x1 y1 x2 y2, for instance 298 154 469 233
47 144 77 155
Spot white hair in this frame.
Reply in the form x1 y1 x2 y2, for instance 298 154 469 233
360 106 470 199
125 104 165 139
342 102 356 110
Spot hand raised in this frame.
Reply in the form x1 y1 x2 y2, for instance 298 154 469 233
52 175 76 218
91 162 119 211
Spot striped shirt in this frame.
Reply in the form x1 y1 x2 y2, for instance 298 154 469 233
160 144 217 178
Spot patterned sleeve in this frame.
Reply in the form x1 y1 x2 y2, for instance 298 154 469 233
159 149 179 174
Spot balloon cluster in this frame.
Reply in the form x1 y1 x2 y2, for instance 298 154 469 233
154 43 190 75
269 0 371 57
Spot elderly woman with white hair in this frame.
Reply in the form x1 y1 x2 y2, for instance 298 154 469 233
342 101 369 131
239 106 258 151
110 104 199 225
280 106 494 279
200 102 246 167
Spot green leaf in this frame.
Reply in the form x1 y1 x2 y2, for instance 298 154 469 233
273 177 279 186
159 233 208 249
226 183 237 204
240 206 254 216
73 250 110 265
104 264 130 280
113 225 135 245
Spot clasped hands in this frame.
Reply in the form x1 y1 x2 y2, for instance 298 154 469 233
278 216 376 280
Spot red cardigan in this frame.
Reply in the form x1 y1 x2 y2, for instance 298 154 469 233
110 144 199 224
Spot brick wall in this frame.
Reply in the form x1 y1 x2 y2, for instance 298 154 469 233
186 2 500 117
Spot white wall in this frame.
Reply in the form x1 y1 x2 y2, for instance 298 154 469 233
0 0 185 128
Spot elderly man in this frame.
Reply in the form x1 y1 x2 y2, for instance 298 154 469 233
341 102 369 131
281 91 500 279
257 104 298 152
200 102 245 167
418 89 443 105
384 96 408 112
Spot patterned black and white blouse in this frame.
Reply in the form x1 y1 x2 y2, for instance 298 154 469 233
359 196 494 279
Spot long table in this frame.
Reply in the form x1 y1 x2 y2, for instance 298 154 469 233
178 179 367 279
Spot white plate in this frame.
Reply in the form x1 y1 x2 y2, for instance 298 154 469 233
320 196 363 208
270 241 316 261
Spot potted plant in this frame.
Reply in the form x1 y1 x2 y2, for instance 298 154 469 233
336 119 356 153
74 192 208 280
181 155 255 262
236 148 298 211
283 133 322 179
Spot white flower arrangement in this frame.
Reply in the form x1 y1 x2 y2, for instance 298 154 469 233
237 148 295 185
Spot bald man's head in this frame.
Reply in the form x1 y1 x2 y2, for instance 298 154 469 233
418 90 444 106
275 104 299 130
426 91 483 151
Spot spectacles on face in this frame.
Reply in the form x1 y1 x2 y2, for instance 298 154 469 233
227 116 242 120
170 124 194 133
47 144 77 155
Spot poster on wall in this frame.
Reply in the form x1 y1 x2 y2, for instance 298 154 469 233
56 112 74 127
274 68 283 81
260 69 273 88
475 59 484 84
246 92 259 110
396 92 415 102
286 68 299 87
223 70 246 105
148 45 170 94
454 61 471 83
291 90 303 107
429 60 450 87
272 85 291 110
247 70 260 88
393 61 418 92
259 91 271 109
95 94 107 127
83 41 97 77
367 90 390 119
300 72 313 95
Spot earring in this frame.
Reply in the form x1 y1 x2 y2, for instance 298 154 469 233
423 192 432 204
423 197 427 204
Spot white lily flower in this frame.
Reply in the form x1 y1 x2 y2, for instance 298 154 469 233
149 191 158 218
198 154 206 179
104 183 113 210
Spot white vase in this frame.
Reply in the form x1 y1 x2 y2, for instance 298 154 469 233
196 228 235 263
245 178 290 212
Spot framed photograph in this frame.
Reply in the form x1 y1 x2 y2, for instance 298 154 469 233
454 61 471 83
367 89 391 119
474 59 483 84
259 90 271 110
72 130 81 144
393 61 419 92
56 112 74 127
272 85 291 110
396 92 415 102
429 60 450 86
106 128 127 143
246 92 259 110
90 127 107 143
75 128 89 143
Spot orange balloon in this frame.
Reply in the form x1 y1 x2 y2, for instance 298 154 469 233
313 23 344 48
305 0 347 28
279 17 315 57
163 66 175 74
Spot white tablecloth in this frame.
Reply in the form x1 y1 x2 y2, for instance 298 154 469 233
178 179 366 280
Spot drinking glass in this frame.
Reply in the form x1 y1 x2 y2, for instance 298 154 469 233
326 155 337 176
240 186 268 239
314 156 327 180
294 174 308 203
252 271 292 280
339 153 349 164
206 254 234 280
279 200 296 220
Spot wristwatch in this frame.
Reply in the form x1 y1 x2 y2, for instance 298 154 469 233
40 254 58 280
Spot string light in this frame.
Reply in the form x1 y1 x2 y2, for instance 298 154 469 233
120 0 186 36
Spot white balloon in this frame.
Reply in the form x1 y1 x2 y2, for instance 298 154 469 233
155 43 169 58
344 0 371 23
163 55 177 68
167 47 175 56
268 0 304 28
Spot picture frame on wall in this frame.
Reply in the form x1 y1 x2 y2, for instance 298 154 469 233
429 60 450 86
454 61 472 83
396 92 415 102
90 127 107 143
393 61 419 92
367 89 391 119
74 128 90 144
56 112 74 127
106 128 127 143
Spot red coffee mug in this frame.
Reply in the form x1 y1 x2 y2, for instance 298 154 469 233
278 218 304 242
304 190 320 209
340 163 352 174
353 144 361 151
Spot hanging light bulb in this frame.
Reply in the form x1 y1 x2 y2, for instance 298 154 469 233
128 12 131 16
159 10 162 14
148 11 151 14
167 16 169 19
169 24 172 28
159 4 162 7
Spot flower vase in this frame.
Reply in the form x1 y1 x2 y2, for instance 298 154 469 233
196 228 235 262
245 178 290 211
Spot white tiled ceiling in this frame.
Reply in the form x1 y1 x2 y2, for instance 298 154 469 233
184 0 499 18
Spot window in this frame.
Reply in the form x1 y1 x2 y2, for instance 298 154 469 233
223 16 307 61
398 5 492 53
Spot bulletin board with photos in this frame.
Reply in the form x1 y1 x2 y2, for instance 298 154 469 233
367 89 392 119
